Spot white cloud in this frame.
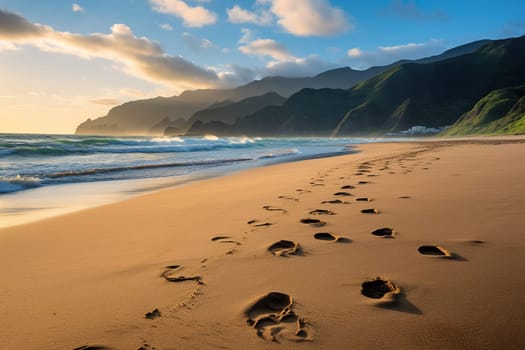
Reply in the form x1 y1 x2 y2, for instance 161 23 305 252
0 9 221 90
160 23 173 31
345 39 445 69
270 0 349 36
228 1 349 37
264 55 338 77
347 47 362 57
239 27 255 44
149 0 217 27
239 38 295 61
182 32 219 52
238 35 338 78
72 3 85 13
226 5 272 25
0 40 19 51
379 42 428 53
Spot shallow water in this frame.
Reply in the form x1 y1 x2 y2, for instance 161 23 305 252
0 134 404 228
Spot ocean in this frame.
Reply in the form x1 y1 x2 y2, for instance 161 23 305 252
0 134 388 227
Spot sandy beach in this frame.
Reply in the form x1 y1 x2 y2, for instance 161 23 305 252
1 138 525 350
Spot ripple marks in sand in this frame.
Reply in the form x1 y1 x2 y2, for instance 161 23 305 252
268 240 301 257
361 277 400 305
245 292 311 342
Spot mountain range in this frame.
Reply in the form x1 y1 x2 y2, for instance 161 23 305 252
75 36 525 137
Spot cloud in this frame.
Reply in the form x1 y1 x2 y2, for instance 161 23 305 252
239 38 294 61
239 27 255 44
227 1 349 37
0 9 221 90
345 39 445 69
0 40 18 51
269 0 350 36
347 47 362 57
263 55 338 77
238 35 338 78
182 32 219 52
160 23 173 31
226 5 272 25
72 3 85 13
385 0 448 21
149 0 217 27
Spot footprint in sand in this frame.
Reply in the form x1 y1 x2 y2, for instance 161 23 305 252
248 219 273 227
309 209 335 215
371 227 395 238
144 308 161 320
418 244 467 261
211 235 232 241
321 199 349 204
361 208 379 214
356 197 372 202
73 346 111 350
417 245 451 257
333 191 353 196
296 189 312 194
313 232 351 243
263 205 287 214
211 236 242 254
300 218 326 227
361 277 400 305
161 265 202 283
399 196 412 199
245 292 311 342
278 195 299 202
466 240 487 245
341 185 355 189
214 239 241 245
357 181 370 185
268 240 301 257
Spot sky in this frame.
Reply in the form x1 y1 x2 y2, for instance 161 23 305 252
0 0 524 134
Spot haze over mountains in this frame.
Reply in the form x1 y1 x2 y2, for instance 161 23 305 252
76 36 525 137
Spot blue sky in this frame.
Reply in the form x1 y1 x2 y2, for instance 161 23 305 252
0 0 524 133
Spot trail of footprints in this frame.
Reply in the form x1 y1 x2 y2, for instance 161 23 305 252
80 151 477 348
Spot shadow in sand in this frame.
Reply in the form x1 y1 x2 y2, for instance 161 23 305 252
448 253 468 262
376 291 423 315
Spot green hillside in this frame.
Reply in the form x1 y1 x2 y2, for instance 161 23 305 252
200 35 525 137
443 86 525 135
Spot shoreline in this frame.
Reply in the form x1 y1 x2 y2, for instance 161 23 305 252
0 144 358 229
1 137 524 349
4 134 522 230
